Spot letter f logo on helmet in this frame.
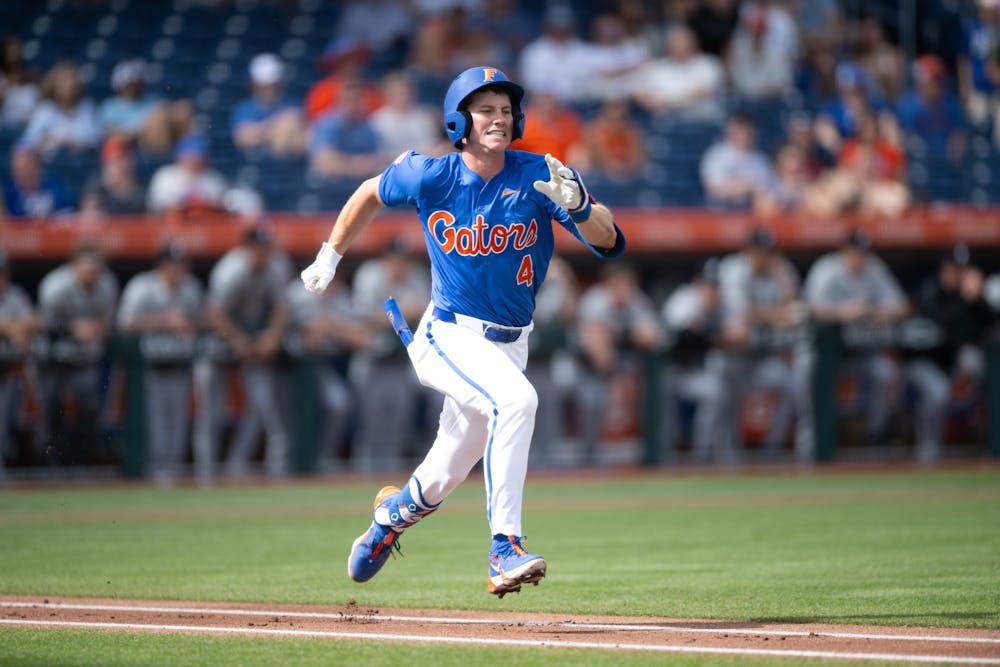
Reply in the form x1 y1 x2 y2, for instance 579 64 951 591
443 66 526 149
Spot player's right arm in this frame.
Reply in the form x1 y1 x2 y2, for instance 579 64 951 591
300 175 384 294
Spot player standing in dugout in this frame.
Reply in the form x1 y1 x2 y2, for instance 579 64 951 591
301 66 625 597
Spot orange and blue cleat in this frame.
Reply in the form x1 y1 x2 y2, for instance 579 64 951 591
487 534 546 598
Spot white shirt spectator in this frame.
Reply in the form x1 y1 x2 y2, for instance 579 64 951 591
727 12 795 101
147 164 227 213
518 9 592 104
21 98 100 153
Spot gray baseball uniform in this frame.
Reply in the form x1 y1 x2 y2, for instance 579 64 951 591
285 278 357 470
36 262 119 465
717 251 800 459
802 251 949 452
118 268 203 480
195 247 291 479
350 255 435 473
574 280 662 465
661 282 730 463
0 281 35 477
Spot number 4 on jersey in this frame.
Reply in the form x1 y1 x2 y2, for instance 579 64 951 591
516 255 534 286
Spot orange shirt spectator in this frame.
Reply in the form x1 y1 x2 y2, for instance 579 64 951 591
304 37 382 123
515 92 584 163
837 113 905 181
584 100 646 180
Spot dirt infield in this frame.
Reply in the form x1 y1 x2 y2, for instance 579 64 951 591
2 596 999 664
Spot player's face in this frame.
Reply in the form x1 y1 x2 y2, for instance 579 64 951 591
465 90 514 152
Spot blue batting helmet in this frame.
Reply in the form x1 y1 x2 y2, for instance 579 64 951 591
443 66 525 149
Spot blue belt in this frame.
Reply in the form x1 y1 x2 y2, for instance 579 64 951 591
432 307 522 343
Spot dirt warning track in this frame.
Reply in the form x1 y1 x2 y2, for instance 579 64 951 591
2 596 999 664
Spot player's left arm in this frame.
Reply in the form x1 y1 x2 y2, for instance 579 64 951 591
533 153 621 253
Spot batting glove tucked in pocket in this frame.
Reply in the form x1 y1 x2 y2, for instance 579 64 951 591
532 153 592 222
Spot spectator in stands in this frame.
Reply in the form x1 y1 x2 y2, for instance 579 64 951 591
518 5 590 105
370 71 446 159
350 238 434 473
855 16 906 103
147 134 227 214
796 34 840 104
452 14 514 75
285 274 369 471
582 99 647 183
0 35 41 129
577 12 648 103
3 141 74 219
958 0 1000 144
20 62 100 158
231 54 307 157
79 135 147 217
117 242 203 483
0 251 40 479
525 255 578 468
802 229 930 451
36 242 118 466
515 89 584 165
333 0 413 72
478 0 537 57
699 113 775 210
631 23 725 124
198 227 291 478
908 244 994 461
309 80 383 183
573 262 663 466
660 258 730 464
788 0 843 44
405 15 461 107
98 59 192 157
814 63 892 157
898 54 969 164
304 37 381 124
717 228 801 461
684 0 739 58
754 144 811 216
727 4 795 102
831 111 910 216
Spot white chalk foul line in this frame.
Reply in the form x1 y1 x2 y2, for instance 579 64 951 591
1 618 999 665
1 601 997 646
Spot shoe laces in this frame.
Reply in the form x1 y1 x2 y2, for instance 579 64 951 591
495 534 529 558
369 526 404 561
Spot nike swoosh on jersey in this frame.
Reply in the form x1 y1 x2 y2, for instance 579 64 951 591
502 188 520 196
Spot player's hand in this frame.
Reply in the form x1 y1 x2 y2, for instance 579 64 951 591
533 153 590 219
300 242 342 294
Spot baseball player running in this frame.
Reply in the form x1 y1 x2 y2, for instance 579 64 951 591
301 66 624 596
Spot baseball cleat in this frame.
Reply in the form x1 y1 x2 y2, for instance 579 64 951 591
347 486 403 583
487 534 546 598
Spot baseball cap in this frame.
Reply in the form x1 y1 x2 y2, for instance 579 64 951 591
940 243 971 267
747 227 776 249
843 228 872 250
244 226 273 246
174 134 208 160
111 59 147 91
249 53 283 86
101 134 132 163
155 241 187 263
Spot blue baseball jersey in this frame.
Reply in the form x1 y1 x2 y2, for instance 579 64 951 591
378 150 623 327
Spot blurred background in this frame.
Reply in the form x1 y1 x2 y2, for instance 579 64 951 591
0 0 999 484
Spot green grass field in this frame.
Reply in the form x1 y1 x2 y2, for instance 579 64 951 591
1 466 998 665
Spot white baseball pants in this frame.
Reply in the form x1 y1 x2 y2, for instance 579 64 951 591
406 303 536 537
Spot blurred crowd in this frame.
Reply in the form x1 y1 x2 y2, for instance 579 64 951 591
1 227 999 482
2 0 1000 217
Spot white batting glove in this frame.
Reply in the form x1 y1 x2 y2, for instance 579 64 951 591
300 242 342 294
532 153 592 222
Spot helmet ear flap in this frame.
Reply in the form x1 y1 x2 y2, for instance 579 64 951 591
444 109 468 148
512 107 525 141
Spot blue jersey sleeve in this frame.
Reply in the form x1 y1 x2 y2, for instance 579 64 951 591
378 151 430 208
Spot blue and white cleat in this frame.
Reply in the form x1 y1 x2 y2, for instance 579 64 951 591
347 486 403 583
487 534 546 598
348 480 440 583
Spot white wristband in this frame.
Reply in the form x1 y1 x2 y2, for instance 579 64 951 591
317 241 343 270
